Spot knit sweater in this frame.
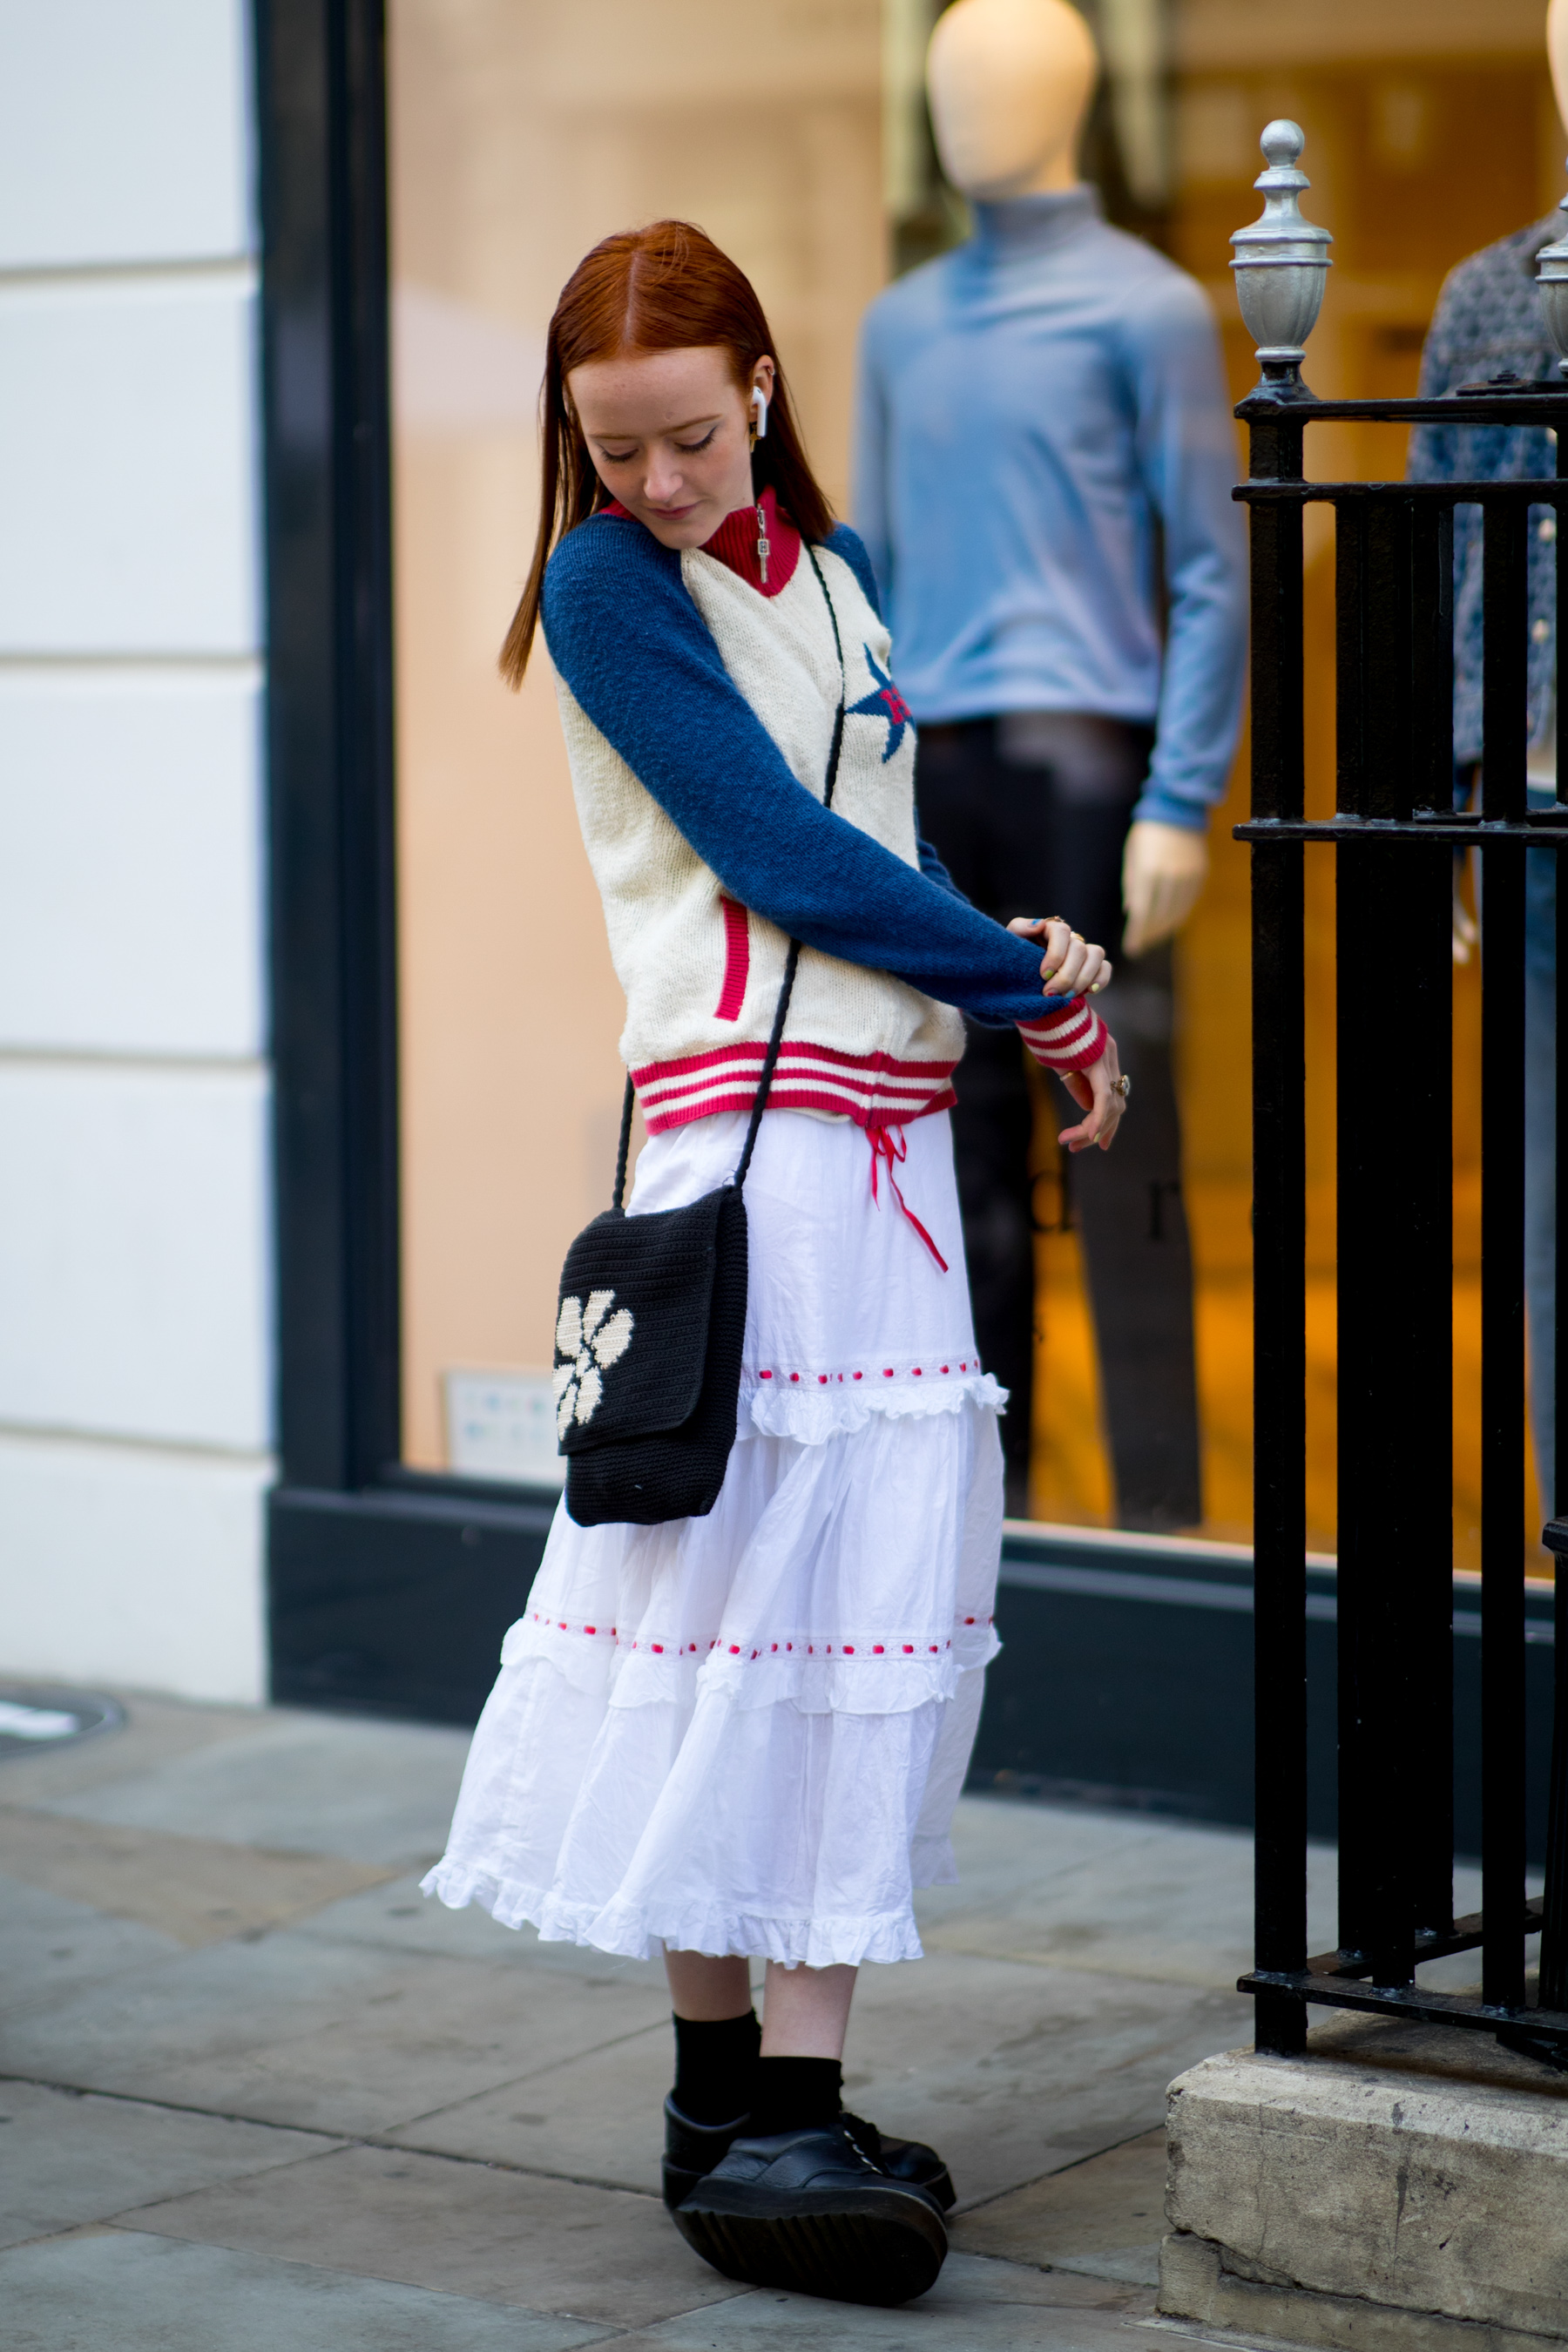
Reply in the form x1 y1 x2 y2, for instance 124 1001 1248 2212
1407 213 1561 767
541 490 1107 1133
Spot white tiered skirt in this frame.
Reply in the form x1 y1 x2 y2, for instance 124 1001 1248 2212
422 1107 1004 1969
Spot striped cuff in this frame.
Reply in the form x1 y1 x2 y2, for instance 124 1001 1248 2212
1017 997 1108 1074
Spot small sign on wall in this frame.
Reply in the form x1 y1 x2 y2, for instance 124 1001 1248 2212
443 1368 565 1487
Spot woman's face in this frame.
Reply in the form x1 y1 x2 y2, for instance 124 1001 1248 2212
567 344 774 550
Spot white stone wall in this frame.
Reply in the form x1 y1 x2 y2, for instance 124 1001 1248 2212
0 0 271 1703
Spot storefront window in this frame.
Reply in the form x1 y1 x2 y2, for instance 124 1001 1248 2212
387 0 885 1479
386 0 1560 1565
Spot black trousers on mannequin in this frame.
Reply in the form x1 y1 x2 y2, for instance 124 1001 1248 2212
917 714 1202 1531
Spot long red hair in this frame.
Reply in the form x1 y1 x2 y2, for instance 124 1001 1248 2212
499 220 835 687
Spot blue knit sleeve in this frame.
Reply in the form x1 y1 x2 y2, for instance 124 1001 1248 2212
542 516 1073 1025
916 829 965 902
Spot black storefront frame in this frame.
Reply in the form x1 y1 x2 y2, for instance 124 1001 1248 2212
253 0 1558 1857
257 0 556 1722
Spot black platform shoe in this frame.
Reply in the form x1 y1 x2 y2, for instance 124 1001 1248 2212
840 2110 956 2213
662 2095 956 2214
672 2120 949 2306
662 2097 752 2210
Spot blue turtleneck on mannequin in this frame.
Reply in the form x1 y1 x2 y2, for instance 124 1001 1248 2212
853 185 1245 1528
852 186 1247 832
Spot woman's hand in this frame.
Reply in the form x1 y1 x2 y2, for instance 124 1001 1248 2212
1058 1031 1126 1154
1008 915 1112 999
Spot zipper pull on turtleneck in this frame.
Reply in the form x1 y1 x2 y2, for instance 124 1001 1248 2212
755 502 770 585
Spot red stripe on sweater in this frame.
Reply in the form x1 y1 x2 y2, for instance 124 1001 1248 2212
713 896 750 1021
632 1038 961 1085
641 1059 946 1108
641 1082 958 1136
1017 1000 1107 1073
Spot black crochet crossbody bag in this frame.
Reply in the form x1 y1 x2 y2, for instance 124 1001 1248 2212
553 547 847 1527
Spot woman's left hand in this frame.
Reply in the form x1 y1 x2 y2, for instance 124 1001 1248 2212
1008 915 1112 998
1057 1032 1126 1155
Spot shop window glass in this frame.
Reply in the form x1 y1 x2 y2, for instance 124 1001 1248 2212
387 0 884 1478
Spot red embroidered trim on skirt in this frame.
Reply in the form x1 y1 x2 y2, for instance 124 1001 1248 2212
528 1609 994 1659
752 1356 981 1385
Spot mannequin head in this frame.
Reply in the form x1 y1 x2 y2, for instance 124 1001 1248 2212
927 0 1099 202
1550 0 1568 142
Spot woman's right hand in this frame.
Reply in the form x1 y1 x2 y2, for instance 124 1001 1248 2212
1008 915 1112 998
1058 1031 1126 1154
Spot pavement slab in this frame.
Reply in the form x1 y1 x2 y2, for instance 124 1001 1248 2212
386 2006 678 2191
385 1945 1245 2207
0 2078 340 2250
918 1800 1337 1994
123 2140 748 2328
0 1689 273 1808
294 1869 672 1984
2 1928 671 2134
0 1868 183 2014
0 2227 614 2352
952 2128 1166 2286
838 1948 1249 2206
0 1682 1276 2351
15 1709 473 1869
613 2252 1157 2349
0 1803 396 1946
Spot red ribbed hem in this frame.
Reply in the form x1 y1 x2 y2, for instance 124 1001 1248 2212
632 1039 959 1133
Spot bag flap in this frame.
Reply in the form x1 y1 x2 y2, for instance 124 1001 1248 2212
554 1188 727 1451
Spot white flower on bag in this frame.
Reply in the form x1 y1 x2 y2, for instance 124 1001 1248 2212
554 1288 635 1436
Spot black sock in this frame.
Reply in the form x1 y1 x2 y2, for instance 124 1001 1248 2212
747 2055 843 2138
671 2010 761 2125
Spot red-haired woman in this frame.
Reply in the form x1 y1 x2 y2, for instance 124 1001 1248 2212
424 222 1124 2306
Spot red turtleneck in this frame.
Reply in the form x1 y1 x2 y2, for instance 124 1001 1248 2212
598 487 800 598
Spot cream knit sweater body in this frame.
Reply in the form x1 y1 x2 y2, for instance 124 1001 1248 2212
541 499 1106 1133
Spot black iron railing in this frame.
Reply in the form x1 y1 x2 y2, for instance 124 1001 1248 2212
1236 384 1568 2061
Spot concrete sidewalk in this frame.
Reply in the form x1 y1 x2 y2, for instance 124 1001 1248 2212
0 1683 1314 2349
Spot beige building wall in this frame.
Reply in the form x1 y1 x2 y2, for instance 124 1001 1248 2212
388 0 885 1468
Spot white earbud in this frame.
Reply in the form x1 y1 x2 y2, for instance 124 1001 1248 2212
751 386 769 440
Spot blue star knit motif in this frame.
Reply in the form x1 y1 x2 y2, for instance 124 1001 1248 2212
848 646 912 762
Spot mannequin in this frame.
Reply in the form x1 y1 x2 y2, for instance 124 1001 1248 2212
1407 1 1568 1511
854 0 1247 1524
925 0 1213 957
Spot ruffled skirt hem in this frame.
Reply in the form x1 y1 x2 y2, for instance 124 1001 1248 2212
419 1833 963 1968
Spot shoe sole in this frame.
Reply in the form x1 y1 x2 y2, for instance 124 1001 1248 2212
666 2157 956 2216
673 2186 946 2306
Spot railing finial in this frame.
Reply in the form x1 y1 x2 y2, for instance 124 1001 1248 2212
1536 162 1568 379
1231 119 1334 402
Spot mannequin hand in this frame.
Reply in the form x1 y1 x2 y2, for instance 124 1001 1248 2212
1008 915 1112 997
1120 821 1209 957
1058 1033 1125 1154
